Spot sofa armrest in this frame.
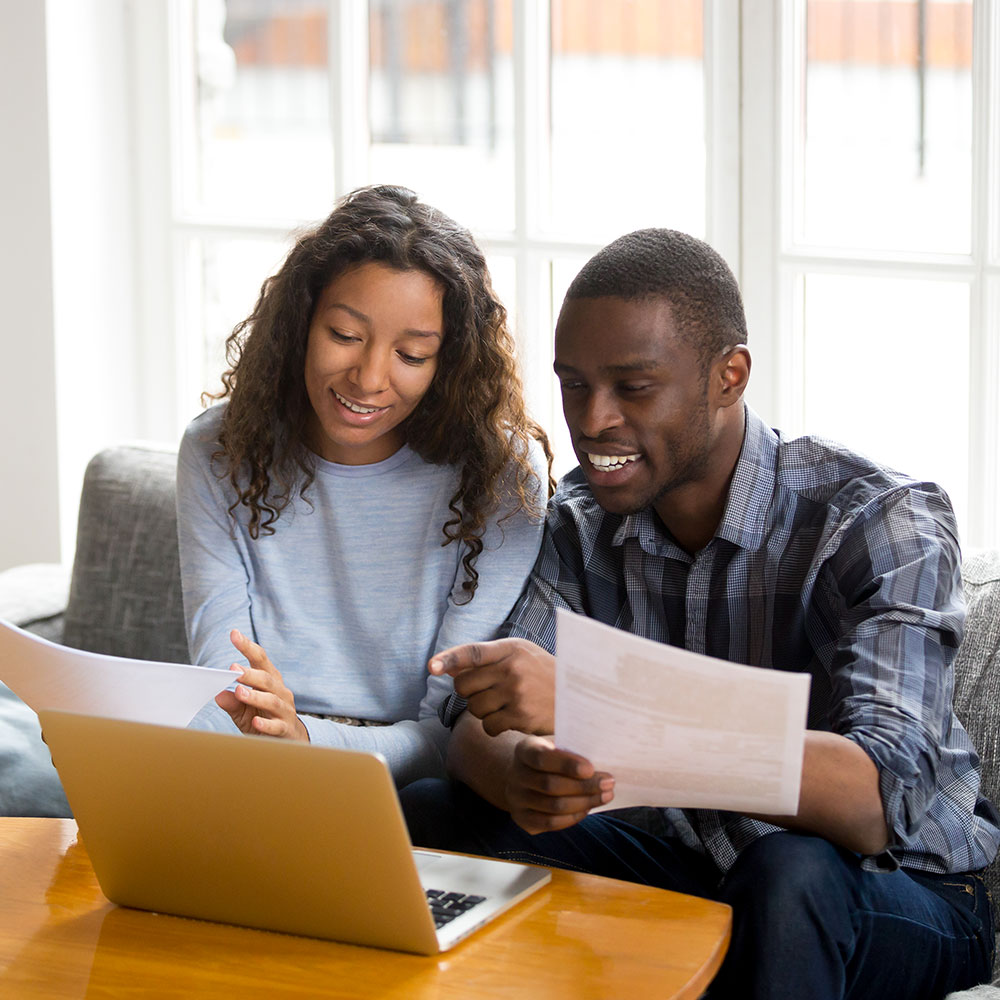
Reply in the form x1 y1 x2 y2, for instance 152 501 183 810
0 563 70 637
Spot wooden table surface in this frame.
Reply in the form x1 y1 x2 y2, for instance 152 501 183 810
0 818 730 999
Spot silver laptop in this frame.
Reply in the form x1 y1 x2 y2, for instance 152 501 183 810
38 709 550 955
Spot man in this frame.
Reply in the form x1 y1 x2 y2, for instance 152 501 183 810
400 229 999 999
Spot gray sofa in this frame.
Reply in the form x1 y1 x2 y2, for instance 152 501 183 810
1 445 1000 994
0 445 187 816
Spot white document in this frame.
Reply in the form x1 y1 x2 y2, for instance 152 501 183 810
0 619 235 727
554 609 811 816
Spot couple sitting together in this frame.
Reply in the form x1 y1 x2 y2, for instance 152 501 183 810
178 184 998 999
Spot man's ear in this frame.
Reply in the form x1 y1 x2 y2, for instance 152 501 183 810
713 346 751 408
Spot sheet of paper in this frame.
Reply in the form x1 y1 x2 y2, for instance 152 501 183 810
554 609 811 815
0 619 236 727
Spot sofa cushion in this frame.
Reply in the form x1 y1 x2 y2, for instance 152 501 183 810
61 446 189 664
951 550 1000 928
0 679 70 816
0 564 72 816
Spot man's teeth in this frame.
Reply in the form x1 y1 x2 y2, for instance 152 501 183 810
335 391 380 414
588 453 641 471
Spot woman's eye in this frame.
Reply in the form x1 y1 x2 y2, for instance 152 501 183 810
329 329 359 343
399 352 431 366
560 380 585 392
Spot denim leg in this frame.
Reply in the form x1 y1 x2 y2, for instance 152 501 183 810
708 831 995 1000
399 778 719 897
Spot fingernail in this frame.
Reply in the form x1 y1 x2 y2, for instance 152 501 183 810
429 659 441 673
237 684 249 697
601 790 614 803
599 777 614 791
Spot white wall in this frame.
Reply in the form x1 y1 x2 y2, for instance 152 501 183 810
0 0 145 571
47 0 142 563
0 1 61 570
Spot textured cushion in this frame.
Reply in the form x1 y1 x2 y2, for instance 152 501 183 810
61 446 189 664
952 551 1000 932
0 562 70 633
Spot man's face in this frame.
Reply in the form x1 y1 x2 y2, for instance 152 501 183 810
553 295 717 517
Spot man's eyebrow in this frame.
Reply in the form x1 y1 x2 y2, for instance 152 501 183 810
323 301 441 340
553 359 663 375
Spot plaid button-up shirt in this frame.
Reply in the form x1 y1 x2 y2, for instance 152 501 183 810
443 406 1000 875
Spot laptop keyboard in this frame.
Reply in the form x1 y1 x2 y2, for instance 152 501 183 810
425 889 487 928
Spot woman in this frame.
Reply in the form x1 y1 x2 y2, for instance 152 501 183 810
177 185 551 787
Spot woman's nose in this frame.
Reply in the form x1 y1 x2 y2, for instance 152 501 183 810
350 348 391 395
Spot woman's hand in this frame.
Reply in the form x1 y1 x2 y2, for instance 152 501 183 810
215 629 309 741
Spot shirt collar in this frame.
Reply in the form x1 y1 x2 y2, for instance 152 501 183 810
610 405 779 555
713 405 778 551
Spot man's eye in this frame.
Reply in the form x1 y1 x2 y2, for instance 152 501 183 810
560 380 585 392
620 383 651 393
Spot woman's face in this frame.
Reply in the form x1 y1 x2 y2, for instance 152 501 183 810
304 261 444 465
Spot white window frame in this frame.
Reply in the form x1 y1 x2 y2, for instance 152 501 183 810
741 0 1000 549
131 0 740 472
128 0 998 548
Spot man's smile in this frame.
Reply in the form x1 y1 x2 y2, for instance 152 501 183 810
585 452 642 472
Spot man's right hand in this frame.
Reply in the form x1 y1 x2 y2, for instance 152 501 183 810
505 735 615 834
429 637 556 735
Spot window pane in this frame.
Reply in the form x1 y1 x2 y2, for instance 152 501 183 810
486 253 572 470
369 0 515 232
545 257 593 476
798 0 973 253
550 0 705 240
801 272 970 534
189 0 335 220
183 236 291 406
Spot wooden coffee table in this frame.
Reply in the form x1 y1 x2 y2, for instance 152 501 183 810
0 818 730 998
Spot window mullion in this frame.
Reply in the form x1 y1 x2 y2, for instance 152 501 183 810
739 0 781 425
705 0 742 272
329 0 370 198
967 0 997 547
510 0 553 427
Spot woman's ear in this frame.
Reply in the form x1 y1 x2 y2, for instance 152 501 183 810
714 345 751 407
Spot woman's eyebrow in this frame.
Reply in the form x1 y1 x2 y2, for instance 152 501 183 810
323 301 369 323
402 328 443 341
323 302 441 340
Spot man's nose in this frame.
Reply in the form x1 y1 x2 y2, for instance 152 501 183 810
573 388 624 438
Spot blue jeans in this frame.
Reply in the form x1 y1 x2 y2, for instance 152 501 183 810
400 779 995 1000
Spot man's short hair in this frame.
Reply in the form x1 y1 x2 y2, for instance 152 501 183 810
564 229 748 370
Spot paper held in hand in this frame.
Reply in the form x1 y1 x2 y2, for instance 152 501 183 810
0 619 236 727
554 609 811 816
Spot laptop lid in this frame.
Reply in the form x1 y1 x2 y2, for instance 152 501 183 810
38 710 548 955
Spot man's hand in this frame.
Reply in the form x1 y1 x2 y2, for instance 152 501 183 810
216 629 309 741
429 638 555 736
505 735 615 834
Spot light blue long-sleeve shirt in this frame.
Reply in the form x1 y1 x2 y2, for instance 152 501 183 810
177 404 545 786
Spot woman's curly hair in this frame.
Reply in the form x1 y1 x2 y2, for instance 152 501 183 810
210 184 554 602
